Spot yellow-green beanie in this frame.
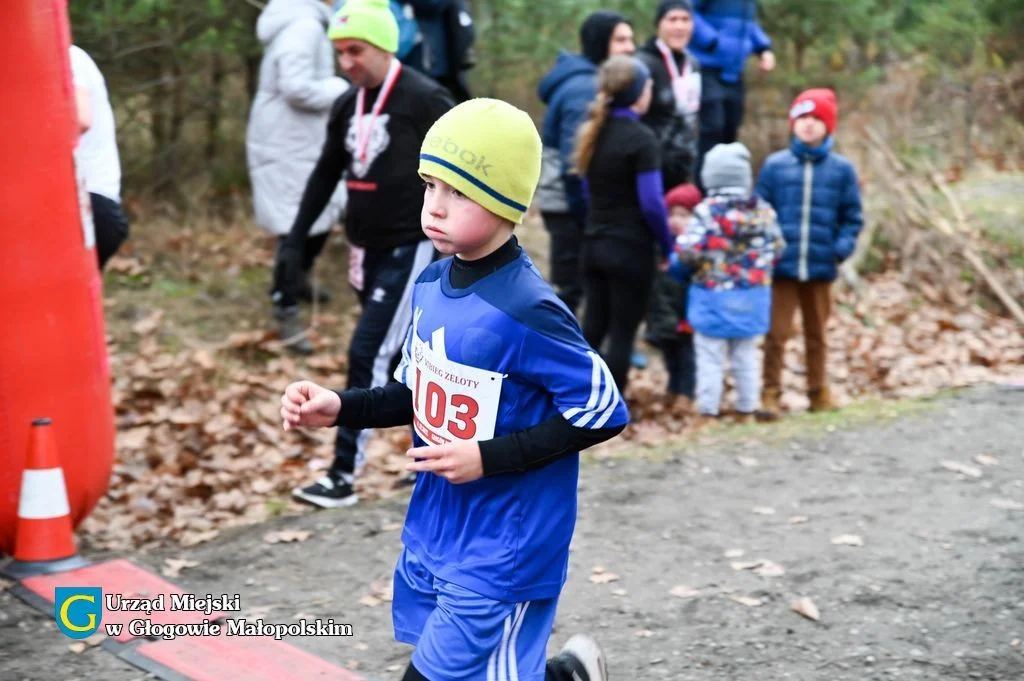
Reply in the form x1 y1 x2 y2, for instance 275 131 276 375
328 0 399 53
419 99 542 225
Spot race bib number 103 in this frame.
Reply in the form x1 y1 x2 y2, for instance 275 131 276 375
410 327 503 445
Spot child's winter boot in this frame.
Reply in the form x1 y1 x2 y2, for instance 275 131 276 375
808 386 838 412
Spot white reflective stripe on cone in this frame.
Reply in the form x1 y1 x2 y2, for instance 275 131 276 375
18 468 71 519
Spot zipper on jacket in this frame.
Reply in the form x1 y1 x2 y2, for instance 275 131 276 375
798 159 813 281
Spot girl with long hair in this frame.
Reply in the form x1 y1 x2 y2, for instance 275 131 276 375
575 55 674 394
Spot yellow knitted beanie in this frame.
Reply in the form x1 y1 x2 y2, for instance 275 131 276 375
328 0 399 53
419 98 542 225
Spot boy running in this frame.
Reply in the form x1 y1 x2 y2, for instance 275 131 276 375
280 98 627 681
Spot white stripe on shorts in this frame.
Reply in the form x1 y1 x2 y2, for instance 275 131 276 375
507 602 530 681
486 602 530 681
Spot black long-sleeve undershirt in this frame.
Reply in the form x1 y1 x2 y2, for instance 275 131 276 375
332 237 624 476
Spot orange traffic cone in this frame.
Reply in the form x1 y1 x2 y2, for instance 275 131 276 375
1 419 88 580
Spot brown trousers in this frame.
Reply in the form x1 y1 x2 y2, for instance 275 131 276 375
763 279 833 393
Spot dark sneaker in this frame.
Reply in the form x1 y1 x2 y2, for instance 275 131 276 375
292 475 358 509
393 472 418 489
556 634 609 681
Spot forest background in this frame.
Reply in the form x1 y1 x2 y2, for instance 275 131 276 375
65 0 1024 552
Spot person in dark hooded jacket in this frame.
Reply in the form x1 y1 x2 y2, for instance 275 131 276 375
535 11 635 315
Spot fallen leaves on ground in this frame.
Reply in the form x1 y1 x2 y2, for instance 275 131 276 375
753 561 786 577
68 633 107 654
106 255 148 277
729 595 762 607
359 578 394 608
831 534 866 547
263 530 311 544
162 558 200 578
589 566 620 584
131 310 165 336
669 585 701 598
791 597 821 621
940 461 984 478
730 559 786 577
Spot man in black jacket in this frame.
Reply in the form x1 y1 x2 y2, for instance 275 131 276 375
276 0 454 508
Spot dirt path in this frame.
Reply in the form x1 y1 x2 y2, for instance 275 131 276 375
3 385 1023 681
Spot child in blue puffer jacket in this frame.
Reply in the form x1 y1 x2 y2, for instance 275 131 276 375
670 143 784 422
755 89 863 415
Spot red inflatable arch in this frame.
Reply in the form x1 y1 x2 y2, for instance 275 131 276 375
0 0 114 554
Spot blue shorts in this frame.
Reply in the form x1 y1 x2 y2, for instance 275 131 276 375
392 547 559 681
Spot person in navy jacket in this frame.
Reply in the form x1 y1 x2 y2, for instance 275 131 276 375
536 11 636 315
393 0 476 102
687 0 775 190
755 88 864 415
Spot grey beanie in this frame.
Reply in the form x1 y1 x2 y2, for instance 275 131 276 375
701 142 752 192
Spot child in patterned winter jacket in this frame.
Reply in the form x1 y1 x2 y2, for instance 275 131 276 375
670 142 784 422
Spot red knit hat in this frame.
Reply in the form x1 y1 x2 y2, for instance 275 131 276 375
665 183 702 211
789 88 838 135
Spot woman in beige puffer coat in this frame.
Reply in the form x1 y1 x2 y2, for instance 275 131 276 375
246 0 349 303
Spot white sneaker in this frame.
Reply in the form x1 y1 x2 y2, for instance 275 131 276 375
559 633 609 681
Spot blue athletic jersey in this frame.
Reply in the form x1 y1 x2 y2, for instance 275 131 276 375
394 250 629 602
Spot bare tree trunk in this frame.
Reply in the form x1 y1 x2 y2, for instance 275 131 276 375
206 52 224 163
794 39 808 74
244 2 263 108
168 59 186 190
150 73 167 193
962 83 974 170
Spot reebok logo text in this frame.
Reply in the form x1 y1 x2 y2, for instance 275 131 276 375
424 136 492 176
